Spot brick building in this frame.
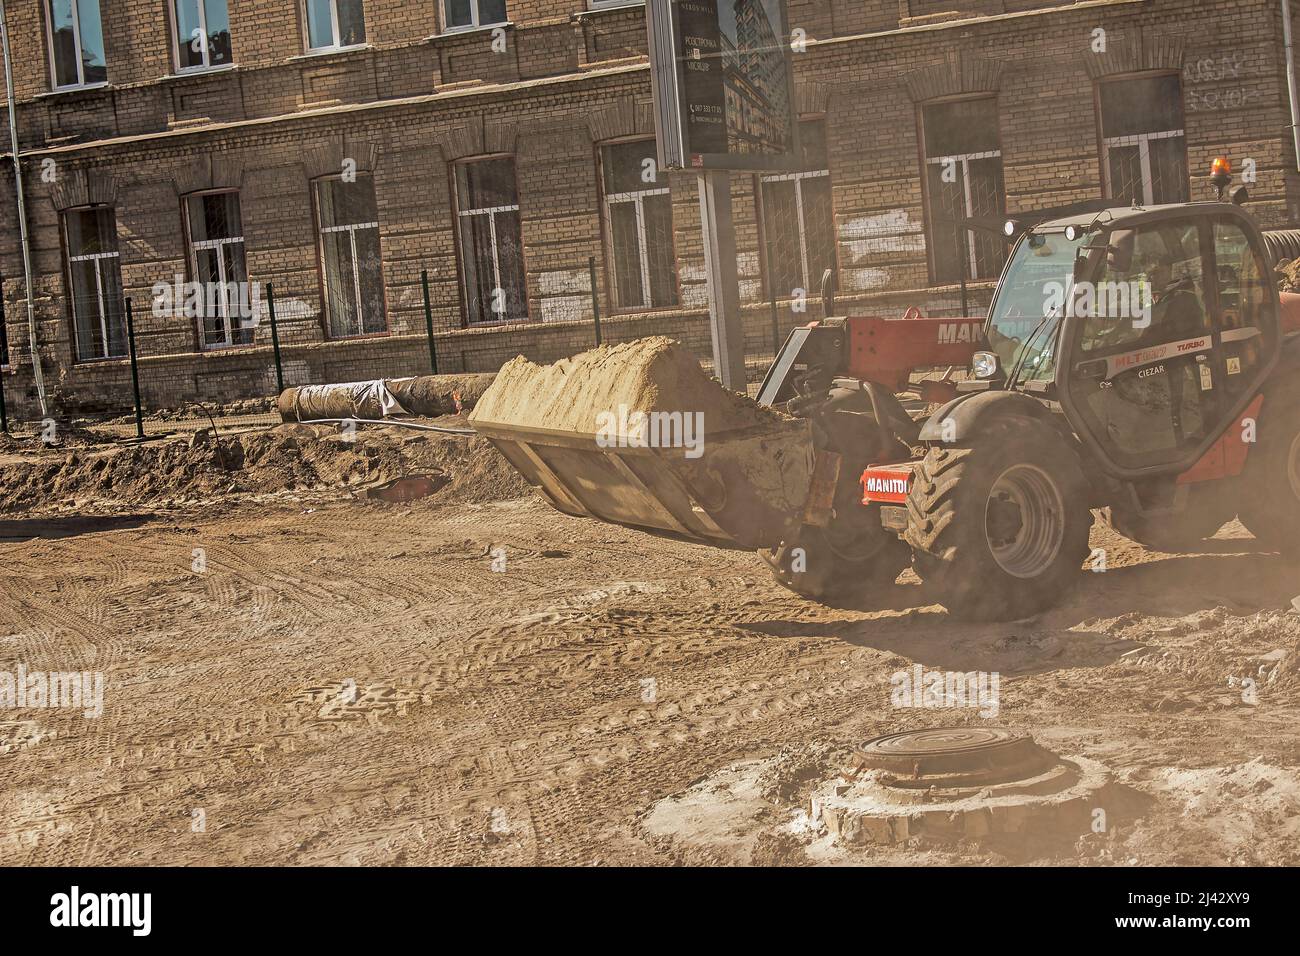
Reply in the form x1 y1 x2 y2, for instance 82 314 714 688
0 0 1296 418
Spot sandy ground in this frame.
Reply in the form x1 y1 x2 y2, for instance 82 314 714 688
1 429 1299 866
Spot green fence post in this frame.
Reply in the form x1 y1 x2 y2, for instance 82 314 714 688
267 282 285 395
758 238 780 354
0 272 8 434
422 269 438 375
124 297 145 440
588 256 603 347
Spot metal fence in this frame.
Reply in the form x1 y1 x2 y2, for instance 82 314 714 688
0 254 828 444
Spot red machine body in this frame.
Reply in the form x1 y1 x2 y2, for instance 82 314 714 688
844 310 985 393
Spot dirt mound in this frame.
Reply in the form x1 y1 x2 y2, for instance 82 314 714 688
0 422 532 513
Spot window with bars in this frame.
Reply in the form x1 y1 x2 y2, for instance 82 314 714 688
304 0 366 51
46 0 108 90
455 157 528 325
1100 74 1189 207
315 175 387 338
759 119 836 300
443 0 508 31
173 0 232 71
921 97 1007 285
599 140 678 311
185 191 252 350
63 206 126 362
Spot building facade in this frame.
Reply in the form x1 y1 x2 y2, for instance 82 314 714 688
0 0 1296 418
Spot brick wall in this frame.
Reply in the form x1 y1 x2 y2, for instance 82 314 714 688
0 0 1296 418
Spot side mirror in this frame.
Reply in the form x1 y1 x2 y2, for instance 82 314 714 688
1108 229 1136 274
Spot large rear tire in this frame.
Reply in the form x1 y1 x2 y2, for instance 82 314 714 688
904 417 1093 621
1236 391 1300 557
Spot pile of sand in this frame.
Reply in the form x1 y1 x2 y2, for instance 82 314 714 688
470 337 781 435
0 423 531 513
468 337 814 550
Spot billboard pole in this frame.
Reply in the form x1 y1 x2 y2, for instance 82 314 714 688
698 170 747 390
648 0 798 394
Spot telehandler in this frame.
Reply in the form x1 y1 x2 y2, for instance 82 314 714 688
472 161 1300 621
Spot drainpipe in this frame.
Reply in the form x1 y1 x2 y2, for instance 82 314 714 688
0 1 49 418
1286 0 1300 173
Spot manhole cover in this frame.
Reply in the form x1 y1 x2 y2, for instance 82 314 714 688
855 727 1055 788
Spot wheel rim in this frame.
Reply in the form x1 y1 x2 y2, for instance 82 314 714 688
984 463 1066 579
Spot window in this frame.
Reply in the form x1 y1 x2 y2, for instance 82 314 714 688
1100 75 1188 206
185 192 251 349
172 0 232 71
920 97 1006 284
1069 218 1213 468
63 206 126 362
314 175 387 338
444 0 508 31
304 0 366 51
455 158 528 325
599 140 678 311
759 119 835 299
46 0 107 89
1213 220 1272 402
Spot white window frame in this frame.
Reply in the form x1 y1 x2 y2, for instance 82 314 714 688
442 0 509 34
599 139 674 311
314 176 384 339
64 207 123 362
925 149 1002 281
760 167 830 293
45 0 108 91
454 156 527 325
457 201 520 322
1102 128 1186 207
321 219 380 336
304 0 366 52
170 0 231 74
603 185 670 309
184 191 249 350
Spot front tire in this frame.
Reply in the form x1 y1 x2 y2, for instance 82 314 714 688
904 417 1093 621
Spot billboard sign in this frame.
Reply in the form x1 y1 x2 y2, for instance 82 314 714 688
647 0 800 172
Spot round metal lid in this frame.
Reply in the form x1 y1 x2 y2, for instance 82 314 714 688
856 728 1055 787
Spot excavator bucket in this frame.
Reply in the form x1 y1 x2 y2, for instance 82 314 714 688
468 338 816 551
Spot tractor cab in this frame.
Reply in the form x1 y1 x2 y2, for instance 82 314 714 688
975 199 1281 481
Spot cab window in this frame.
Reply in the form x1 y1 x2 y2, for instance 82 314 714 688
1067 218 1215 469
1079 220 1208 354
1212 220 1270 401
